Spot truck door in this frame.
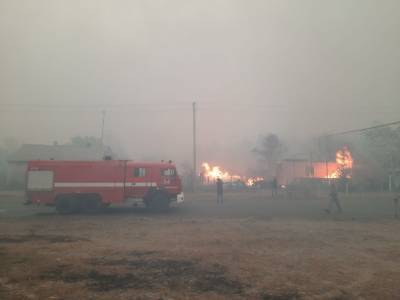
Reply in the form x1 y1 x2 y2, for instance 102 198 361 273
125 165 152 198
160 167 179 194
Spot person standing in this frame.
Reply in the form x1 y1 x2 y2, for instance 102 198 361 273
325 181 342 214
271 177 278 197
216 178 223 204
394 196 399 219
393 181 400 219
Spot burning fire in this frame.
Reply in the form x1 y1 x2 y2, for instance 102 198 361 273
201 162 264 186
336 146 353 169
246 177 265 186
201 162 240 182
327 146 353 179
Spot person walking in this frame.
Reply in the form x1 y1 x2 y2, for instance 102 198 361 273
216 178 224 204
393 181 400 219
325 181 342 214
394 196 399 219
271 177 278 197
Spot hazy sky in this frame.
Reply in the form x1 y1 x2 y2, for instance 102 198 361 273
0 0 399 170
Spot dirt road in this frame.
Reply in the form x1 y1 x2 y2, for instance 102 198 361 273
1 190 400 299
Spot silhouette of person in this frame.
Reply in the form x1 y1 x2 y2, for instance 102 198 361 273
325 182 342 214
216 178 223 204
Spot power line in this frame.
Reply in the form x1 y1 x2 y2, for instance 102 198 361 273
192 101 197 192
325 121 400 137
0 106 191 113
2 104 397 114
2 102 398 109
0 101 189 107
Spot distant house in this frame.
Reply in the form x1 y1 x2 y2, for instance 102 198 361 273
277 148 355 186
276 159 339 186
7 144 104 187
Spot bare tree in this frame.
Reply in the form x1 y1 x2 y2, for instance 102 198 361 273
363 126 400 191
253 134 286 178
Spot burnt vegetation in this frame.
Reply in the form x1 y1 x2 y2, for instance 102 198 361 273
41 254 245 295
0 234 88 244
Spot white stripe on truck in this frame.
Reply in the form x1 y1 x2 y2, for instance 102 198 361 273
124 182 157 187
53 182 158 188
54 182 124 187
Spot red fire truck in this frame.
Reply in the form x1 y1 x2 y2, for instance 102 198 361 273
25 160 184 213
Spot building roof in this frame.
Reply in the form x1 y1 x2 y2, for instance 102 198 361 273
8 144 104 163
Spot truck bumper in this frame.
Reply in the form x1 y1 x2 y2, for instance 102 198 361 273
176 192 184 203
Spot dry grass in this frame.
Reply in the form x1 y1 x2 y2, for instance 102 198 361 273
1 190 400 299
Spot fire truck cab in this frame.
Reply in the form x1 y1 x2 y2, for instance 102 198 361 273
26 160 184 213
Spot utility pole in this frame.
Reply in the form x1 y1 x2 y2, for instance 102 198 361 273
389 155 394 192
100 110 106 146
192 102 197 191
318 136 329 181
325 136 330 183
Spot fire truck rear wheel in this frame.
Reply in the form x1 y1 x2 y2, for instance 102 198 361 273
82 195 102 214
55 196 79 214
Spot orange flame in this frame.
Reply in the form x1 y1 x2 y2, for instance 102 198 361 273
201 162 264 186
246 177 265 186
327 146 353 179
202 162 240 182
336 146 353 169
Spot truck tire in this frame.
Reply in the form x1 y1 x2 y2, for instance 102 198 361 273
82 195 103 214
55 196 78 214
82 198 101 214
146 192 170 211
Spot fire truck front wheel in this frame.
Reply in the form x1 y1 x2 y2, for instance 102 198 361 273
146 192 170 211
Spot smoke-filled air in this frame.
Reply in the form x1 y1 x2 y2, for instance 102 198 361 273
1 1 400 299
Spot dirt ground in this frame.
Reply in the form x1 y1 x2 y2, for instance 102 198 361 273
1 190 400 299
